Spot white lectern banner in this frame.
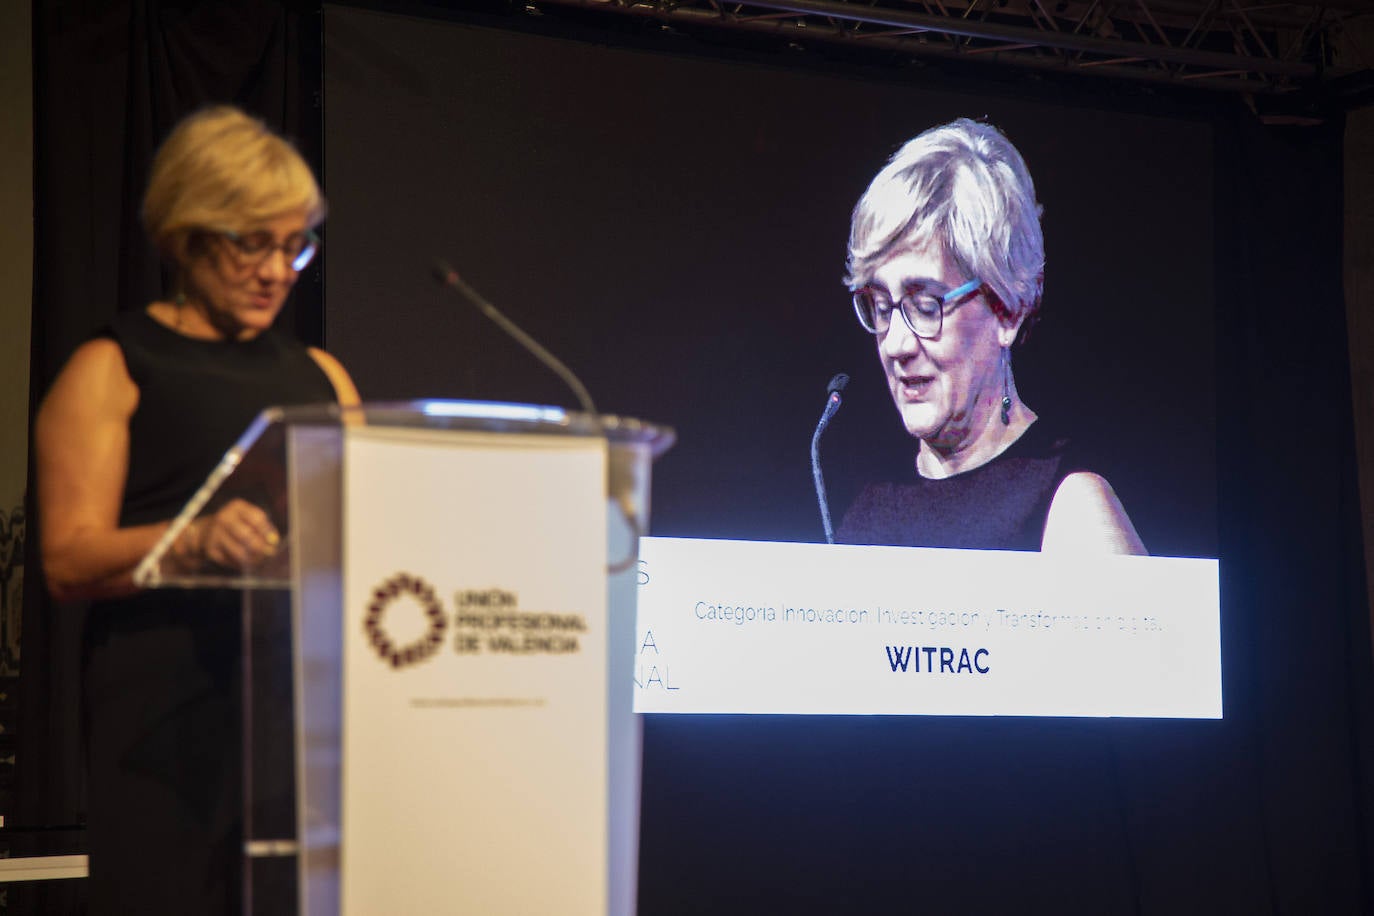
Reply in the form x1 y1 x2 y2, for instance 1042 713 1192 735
634 537 1220 718
341 427 607 914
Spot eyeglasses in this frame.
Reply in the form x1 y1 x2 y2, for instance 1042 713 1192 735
852 278 983 339
218 228 320 271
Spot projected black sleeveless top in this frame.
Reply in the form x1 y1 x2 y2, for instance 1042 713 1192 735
103 308 336 526
835 420 1085 551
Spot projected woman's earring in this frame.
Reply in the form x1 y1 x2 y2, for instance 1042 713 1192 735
1000 348 1012 426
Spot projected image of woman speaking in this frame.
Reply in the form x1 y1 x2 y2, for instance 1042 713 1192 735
837 118 1146 554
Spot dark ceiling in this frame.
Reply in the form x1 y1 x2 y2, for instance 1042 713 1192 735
526 0 1374 114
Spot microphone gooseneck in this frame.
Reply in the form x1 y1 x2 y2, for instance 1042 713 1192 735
812 372 849 545
432 260 601 422
434 261 654 574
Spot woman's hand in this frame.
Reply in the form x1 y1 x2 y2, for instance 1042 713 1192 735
171 499 281 571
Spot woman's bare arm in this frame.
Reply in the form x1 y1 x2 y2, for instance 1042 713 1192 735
1041 471 1148 555
35 339 167 600
36 339 282 601
309 347 361 408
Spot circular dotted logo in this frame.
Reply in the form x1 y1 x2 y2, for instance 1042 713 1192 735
364 573 447 668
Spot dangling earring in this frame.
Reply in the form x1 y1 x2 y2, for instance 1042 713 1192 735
1000 348 1012 426
172 289 187 330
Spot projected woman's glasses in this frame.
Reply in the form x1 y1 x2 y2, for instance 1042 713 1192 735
852 277 982 338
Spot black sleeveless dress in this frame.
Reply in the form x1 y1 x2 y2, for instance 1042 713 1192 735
835 420 1084 550
82 310 335 914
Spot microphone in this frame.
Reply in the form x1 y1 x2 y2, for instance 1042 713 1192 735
811 372 849 545
431 260 601 421
434 261 646 575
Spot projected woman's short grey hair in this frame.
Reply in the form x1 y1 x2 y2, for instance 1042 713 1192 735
846 118 1045 331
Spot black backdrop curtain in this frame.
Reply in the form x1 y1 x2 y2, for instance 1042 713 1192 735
18 1 1374 913
1210 110 1374 910
18 1 322 908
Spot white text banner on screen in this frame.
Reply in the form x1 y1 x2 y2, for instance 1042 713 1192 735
633 537 1220 718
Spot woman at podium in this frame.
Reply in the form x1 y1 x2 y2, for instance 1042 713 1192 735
34 106 359 914
837 118 1145 555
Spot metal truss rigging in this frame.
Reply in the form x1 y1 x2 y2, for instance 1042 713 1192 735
530 0 1374 102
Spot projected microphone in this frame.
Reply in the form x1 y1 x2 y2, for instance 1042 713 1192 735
432 260 601 422
811 372 849 545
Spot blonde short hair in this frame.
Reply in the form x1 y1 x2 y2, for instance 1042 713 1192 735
142 106 324 263
846 118 1044 330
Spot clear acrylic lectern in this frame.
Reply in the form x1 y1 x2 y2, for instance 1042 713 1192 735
133 400 674 915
